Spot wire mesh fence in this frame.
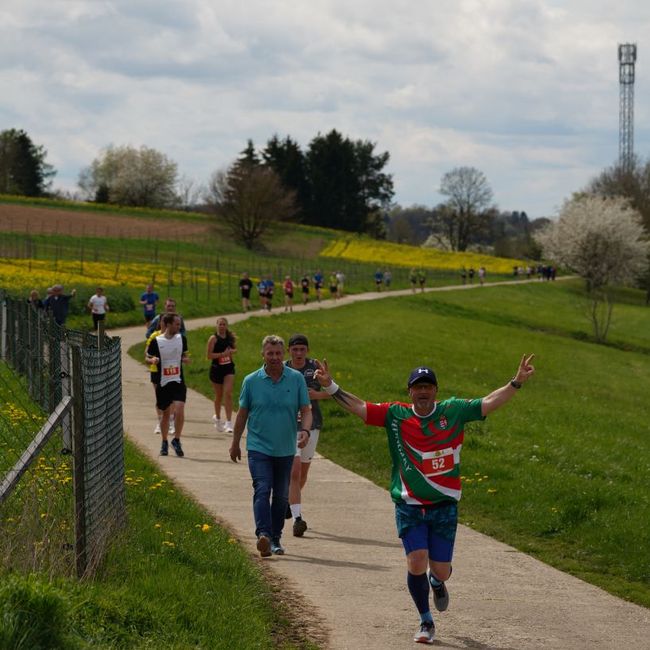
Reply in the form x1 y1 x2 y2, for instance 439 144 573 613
0 293 124 577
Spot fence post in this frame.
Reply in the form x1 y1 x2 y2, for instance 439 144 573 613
61 339 72 452
0 296 6 361
97 319 105 350
71 345 87 578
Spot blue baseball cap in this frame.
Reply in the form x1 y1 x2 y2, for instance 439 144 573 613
407 367 438 388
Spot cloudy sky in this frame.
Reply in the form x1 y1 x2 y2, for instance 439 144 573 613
3 0 650 218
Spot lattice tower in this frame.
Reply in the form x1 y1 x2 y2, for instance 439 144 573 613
619 43 637 170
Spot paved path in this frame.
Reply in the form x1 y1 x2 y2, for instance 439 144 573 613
112 281 650 649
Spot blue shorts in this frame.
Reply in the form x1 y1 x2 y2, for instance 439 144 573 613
395 501 458 562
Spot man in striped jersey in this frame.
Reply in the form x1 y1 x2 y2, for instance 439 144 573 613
314 354 535 645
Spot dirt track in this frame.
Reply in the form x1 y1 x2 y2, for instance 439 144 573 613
0 204 210 240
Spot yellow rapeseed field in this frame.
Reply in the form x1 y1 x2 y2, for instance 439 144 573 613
320 238 523 273
0 258 225 291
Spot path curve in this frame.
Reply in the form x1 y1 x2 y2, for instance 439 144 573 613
112 280 649 649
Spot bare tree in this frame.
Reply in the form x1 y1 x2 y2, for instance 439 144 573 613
430 167 495 251
536 195 649 342
206 162 297 249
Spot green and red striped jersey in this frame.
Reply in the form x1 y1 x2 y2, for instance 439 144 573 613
365 398 484 505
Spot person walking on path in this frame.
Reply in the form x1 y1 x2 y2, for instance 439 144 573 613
144 315 174 435
300 273 310 305
145 313 191 457
229 335 312 557
283 275 295 312
88 286 110 329
139 283 159 326
410 268 418 293
313 270 324 303
417 268 427 292
206 317 237 433
313 354 535 645
238 272 253 312
44 284 76 325
285 334 330 537
328 272 338 300
146 297 186 338
374 268 384 291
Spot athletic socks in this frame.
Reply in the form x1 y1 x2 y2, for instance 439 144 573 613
290 504 302 519
407 572 431 619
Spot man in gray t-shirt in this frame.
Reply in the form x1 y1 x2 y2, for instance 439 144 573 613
285 333 330 537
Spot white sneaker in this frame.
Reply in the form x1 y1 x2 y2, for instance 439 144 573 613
414 621 435 644
169 420 176 435
154 423 161 434
225 422 233 433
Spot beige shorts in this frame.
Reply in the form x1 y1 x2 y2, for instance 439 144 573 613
295 429 320 462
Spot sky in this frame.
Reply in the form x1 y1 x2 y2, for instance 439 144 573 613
3 1 650 219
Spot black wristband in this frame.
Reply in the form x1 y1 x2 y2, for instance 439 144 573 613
300 428 311 437
510 379 522 389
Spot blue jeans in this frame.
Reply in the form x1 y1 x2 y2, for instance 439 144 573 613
247 450 294 540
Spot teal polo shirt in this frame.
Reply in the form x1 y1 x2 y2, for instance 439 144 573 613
240 364 310 456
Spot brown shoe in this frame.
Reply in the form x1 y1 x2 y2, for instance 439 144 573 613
256 534 271 557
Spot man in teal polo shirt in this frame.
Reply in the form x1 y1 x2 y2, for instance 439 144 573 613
230 334 312 557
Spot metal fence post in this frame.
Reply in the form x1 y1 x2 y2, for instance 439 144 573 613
0 296 6 361
61 339 72 452
71 345 87 578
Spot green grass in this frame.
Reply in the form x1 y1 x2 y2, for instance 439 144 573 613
151 281 650 608
0 438 319 649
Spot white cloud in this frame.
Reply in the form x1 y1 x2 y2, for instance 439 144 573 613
1 0 650 216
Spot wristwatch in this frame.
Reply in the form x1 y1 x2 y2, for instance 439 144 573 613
300 428 311 437
510 379 522 389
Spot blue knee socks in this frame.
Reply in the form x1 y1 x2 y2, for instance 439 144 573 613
407 572 432 623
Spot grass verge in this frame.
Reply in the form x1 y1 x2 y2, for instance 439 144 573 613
1 438 322 649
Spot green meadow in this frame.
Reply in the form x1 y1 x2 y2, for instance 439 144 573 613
173 280 650 608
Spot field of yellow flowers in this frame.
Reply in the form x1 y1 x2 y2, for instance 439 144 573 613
321 238 524 274
0 257 226 292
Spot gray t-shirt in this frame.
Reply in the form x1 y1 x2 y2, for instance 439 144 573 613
286 358 323 430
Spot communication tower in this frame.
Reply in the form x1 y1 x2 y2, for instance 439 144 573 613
618 43 637 169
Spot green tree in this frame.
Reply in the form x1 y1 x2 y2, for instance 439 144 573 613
0 128 55 196
78 145 178 208
262 135 310 221
206 160 297 250
305 130 393 233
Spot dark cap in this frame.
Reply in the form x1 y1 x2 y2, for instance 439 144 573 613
288 333 309 347
407 367 438 388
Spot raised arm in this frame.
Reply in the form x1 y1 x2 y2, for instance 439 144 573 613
481 354 535 416
314 359 367 420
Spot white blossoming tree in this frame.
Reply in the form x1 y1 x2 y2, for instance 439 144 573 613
536 195 649 342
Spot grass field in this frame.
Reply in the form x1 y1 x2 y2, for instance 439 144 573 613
0 437 318 649
160 280 650 608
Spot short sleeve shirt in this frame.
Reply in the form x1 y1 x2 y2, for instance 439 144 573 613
285 358 323 429
240 365 310 456
365 398 484 505
140 292 159 315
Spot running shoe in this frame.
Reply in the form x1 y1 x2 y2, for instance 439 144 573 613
160 440 168 456
270 538 285 555
293 516 307 537
171 438 184 457
413 621 435 644
256 534 272 557
225 422 234 433
428 572 449 612
154 422 161 434
169 420 176 435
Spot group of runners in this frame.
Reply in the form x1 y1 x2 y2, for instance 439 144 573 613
238 270 346 313
138 280 537 646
